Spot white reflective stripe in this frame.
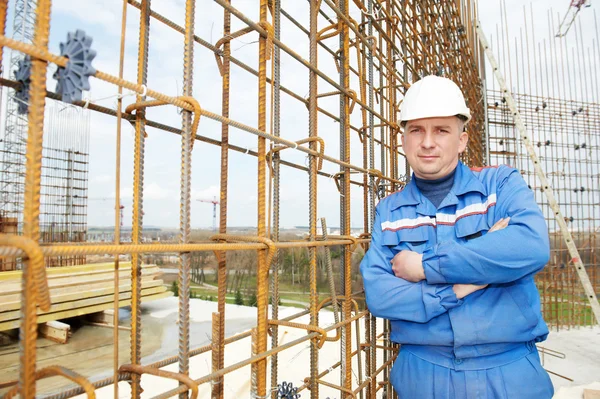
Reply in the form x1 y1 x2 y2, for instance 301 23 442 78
381 216 436 231
436 193 497 225
381 194 497 230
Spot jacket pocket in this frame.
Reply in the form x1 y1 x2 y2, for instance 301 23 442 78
383 228 428 254
454 214 490 242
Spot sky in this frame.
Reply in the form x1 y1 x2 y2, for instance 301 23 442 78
1 0 598 230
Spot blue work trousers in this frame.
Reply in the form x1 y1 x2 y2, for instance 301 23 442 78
390 347 554 398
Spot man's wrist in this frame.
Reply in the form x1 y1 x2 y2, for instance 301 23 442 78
421 246 446 284
417 254 425 280
452 284 467 299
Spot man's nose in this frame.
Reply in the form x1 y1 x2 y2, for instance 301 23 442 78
421 131 435 148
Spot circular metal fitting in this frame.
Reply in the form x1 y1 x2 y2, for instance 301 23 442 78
278 381 300 399
14 55 32 115
53 29 96 103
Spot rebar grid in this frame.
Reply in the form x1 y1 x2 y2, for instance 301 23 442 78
0 0 486 397
488 90 600 330
484 2 600 330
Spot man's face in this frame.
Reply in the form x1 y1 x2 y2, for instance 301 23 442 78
401 116 468 180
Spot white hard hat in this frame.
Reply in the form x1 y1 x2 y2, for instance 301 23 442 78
399 75 471 124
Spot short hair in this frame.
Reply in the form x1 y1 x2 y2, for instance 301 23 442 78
400 114 467 130
456 114 469 123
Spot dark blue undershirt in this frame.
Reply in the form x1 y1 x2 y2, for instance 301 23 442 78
413 167 457 209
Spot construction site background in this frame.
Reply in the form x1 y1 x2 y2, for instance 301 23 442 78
0 0 599 398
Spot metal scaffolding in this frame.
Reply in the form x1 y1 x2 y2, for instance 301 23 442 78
485 1 600 329
0 0 90 271
0 0 36 234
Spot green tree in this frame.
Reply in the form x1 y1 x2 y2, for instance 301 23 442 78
234 290 244 306
248 292 258 307
171 281 179 296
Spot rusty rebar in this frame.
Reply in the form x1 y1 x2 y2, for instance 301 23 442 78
113 1 128 397
0 2 495 398
129 1 151 396
18 0 52 396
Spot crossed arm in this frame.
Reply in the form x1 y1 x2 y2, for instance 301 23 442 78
393 170 550 288
392 217 510 299
360 168 550 322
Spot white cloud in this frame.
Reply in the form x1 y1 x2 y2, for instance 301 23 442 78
53 0 119 28
144 182 173 200
117 182 174 201
191 185 220 201
93 174 112 183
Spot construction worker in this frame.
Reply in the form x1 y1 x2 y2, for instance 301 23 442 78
360 75 554 398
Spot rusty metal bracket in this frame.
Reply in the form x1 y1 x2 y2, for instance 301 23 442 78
4 366 96 398
317 22 341 41
267 137 325 176
357 232 371 252
214 26 254 76
125 96 201 148
0 234 50 311
316 295 360 343
268 319 327 349
210 234 276 271
119 364 199 399
312 378 357 398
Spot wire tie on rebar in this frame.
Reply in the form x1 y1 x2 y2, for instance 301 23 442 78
139 84 147 97
250 387 277 399
360 8 378 20
117 90 137 100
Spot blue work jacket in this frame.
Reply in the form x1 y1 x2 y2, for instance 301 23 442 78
360 161 550 370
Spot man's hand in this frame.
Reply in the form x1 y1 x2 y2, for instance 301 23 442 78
452 283 488 299
451 217 510 299
391 250 425 282
488 217 510 233
390 218 511 285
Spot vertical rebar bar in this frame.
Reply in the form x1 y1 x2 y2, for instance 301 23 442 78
256 0 269 396
308 1 319 397
177 1 195 398
215 2 231 399
269 0 282 396
19 0 51 396
130 1 151 396
113 1 129 397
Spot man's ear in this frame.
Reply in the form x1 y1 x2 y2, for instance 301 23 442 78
458 131 469 154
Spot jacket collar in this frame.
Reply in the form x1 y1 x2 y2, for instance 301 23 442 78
391 161 487 212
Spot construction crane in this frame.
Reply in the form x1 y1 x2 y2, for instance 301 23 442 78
196 196 219 231
556 0 591 37
87 197 125 228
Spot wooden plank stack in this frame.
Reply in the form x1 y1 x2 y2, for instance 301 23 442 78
0 216 18 272
0 262 172 331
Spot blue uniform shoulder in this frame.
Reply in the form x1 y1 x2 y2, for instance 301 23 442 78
469 164 518 186
377 186 406 210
